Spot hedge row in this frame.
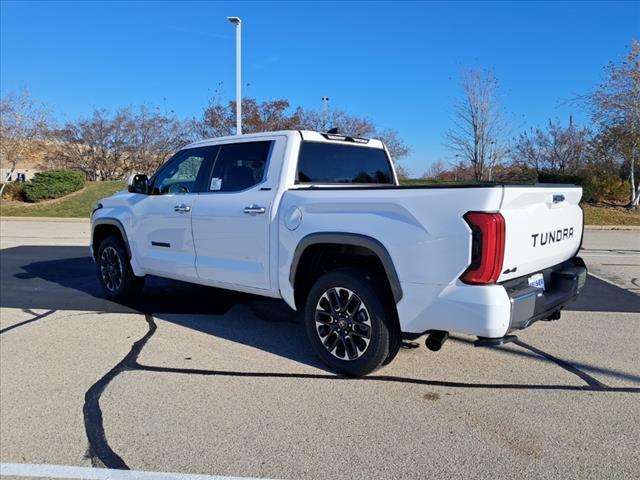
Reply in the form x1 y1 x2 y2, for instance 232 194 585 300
23 170 86 202
538 171 629 203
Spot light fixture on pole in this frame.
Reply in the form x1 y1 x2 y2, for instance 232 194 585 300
322 96 329 129
227 16 242 135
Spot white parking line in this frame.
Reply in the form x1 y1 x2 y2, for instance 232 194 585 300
0 463 276 480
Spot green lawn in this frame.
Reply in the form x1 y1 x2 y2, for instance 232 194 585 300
0 181 126 218
582 205 640 226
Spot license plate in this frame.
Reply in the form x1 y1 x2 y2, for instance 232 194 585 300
528 273 545 291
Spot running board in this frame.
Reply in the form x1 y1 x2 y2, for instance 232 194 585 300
474 335 518 347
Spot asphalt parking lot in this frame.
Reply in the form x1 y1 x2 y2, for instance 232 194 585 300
1 219 639 479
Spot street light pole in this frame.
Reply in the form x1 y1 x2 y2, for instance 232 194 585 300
227 16 242 135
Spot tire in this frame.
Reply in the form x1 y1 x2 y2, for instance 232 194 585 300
304 267 399 376
382 308 402 366
96 234 144 302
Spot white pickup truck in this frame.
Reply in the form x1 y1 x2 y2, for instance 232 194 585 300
91 130 587 376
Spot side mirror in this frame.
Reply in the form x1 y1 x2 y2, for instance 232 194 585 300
128 174 149 194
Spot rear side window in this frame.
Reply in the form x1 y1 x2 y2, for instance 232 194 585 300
296 142 394 184
208 141 273 192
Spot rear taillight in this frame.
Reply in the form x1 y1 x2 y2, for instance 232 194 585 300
461 212 505 284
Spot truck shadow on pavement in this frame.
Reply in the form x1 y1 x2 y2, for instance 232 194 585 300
2 245 640 471
3 244 639 313
3 244 640 371
3 245 639 383
2 245 249 315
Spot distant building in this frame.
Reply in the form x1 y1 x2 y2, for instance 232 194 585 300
1 168 39 182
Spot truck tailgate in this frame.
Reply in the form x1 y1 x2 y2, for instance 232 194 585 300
498 186 583 282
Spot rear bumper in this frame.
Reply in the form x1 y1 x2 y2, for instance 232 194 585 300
504 257 587 331
398 257 587 340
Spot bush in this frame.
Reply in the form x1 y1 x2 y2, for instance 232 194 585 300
580 171 629 204
1 182 26 201
23 170 86 202
538 170 629 204
537 172 583 185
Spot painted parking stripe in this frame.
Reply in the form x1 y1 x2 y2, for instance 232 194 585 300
0 463 276 480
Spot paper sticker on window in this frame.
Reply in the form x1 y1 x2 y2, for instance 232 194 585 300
210 177 222 191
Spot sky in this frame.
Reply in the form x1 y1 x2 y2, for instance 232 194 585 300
1 0 638 175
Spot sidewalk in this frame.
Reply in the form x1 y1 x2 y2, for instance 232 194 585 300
0 218 90 248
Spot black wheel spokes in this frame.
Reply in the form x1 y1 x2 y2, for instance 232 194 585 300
315 287 372 361
345 294 361 316
323 331 339 352
100 247 123 292
327 288 341 313
315 310 333 325
344 336 359 360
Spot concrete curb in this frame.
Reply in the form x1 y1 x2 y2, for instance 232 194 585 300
0 216 89 223
584 225 640 231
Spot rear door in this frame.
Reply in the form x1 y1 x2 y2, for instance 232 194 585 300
191 138 283 291
131 146 216 281
498 186 583 282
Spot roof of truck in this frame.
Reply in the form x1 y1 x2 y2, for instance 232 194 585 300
182 130 385 150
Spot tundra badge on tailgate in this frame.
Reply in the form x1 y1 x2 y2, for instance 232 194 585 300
531 228 574 247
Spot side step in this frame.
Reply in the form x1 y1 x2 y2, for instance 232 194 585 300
474 335 518 347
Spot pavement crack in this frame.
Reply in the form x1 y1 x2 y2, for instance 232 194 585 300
513 339 608 390
81 313 638 472
83 313 156 470
133 363 640 393
0 309 56 334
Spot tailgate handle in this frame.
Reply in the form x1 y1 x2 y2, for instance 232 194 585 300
552 194 565 204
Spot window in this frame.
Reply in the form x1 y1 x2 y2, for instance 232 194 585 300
151 147 216 195
207 141 272 192
296 142 394 184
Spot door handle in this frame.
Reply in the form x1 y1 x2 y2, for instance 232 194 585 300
174 204 191 213
243 204 266 215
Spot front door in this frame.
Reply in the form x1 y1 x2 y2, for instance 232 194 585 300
131 146 215 281
192 139 279 291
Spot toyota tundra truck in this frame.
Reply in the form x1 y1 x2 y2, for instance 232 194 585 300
91 130 587 376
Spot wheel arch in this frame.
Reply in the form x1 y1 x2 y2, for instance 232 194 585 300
92 218 132 260
289 233 403 309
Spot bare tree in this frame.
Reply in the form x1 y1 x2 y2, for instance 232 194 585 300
513 128 547 173
445 69 507 181
199 98 302 138
199 96 410 164
582 40 640 208
513 118 590 175
0 90 49 190
50 109 128 180
124 106 191 175
51 107 190 180
297 109 409 161
422 160 447 179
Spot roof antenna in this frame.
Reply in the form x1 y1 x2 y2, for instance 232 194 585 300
327 127 339 134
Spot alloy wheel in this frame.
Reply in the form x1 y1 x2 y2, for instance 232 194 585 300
100 246 123 292
315 287 372 361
